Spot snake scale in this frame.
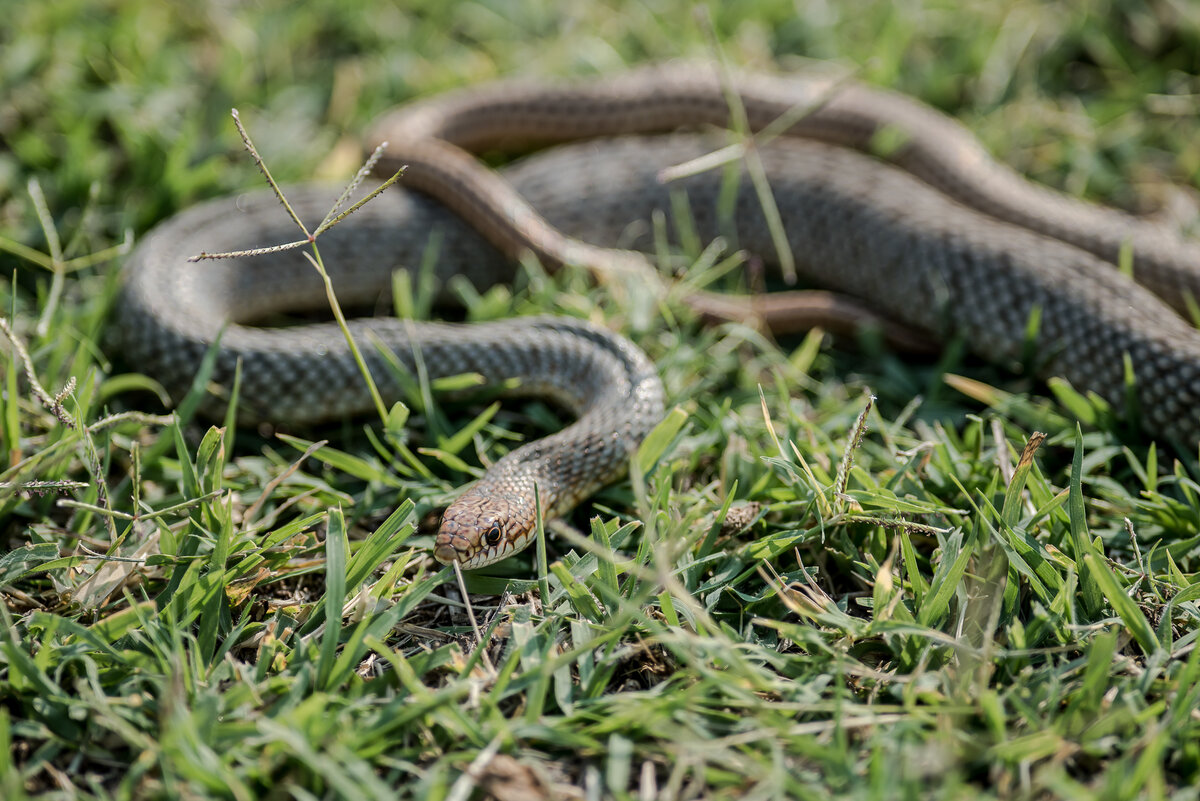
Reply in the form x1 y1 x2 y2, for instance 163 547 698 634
122 62 1200 569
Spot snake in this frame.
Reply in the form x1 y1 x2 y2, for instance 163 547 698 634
121 61 1200 569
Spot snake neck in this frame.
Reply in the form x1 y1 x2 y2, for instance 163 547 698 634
431 322 665 570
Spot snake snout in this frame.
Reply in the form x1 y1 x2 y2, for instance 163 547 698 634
434 524 473 564
433 539 464 565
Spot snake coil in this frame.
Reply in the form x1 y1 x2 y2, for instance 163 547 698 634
122 62 1200 568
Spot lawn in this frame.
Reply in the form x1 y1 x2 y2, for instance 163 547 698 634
2 1 1200 798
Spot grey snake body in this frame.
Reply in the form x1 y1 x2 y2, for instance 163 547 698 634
121 62 1200 568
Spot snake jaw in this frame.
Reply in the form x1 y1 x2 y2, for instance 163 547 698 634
435 490 536 569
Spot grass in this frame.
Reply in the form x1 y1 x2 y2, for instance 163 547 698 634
3 0 1200 798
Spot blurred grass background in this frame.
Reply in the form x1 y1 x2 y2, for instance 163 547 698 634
4 1 1200 799
5 0 1200 240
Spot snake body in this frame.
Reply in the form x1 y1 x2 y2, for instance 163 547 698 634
121 190 665 569
122 62 1200 568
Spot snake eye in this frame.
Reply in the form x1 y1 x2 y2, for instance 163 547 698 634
485 524 503 546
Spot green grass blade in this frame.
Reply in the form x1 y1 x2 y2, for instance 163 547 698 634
1069 425 1103 617
1083 553 1159 655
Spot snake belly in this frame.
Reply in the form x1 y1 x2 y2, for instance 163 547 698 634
121 63 1200 568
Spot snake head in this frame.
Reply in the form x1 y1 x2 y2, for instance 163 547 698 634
434 490 536 569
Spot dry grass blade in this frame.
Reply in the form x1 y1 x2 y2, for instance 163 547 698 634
316 141 401 232
833 393 874 511
313 164 405 237
188 239 311 262
452 560 496 676
230 108 310 238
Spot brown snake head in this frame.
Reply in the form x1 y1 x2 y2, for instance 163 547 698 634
435 490 538 570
